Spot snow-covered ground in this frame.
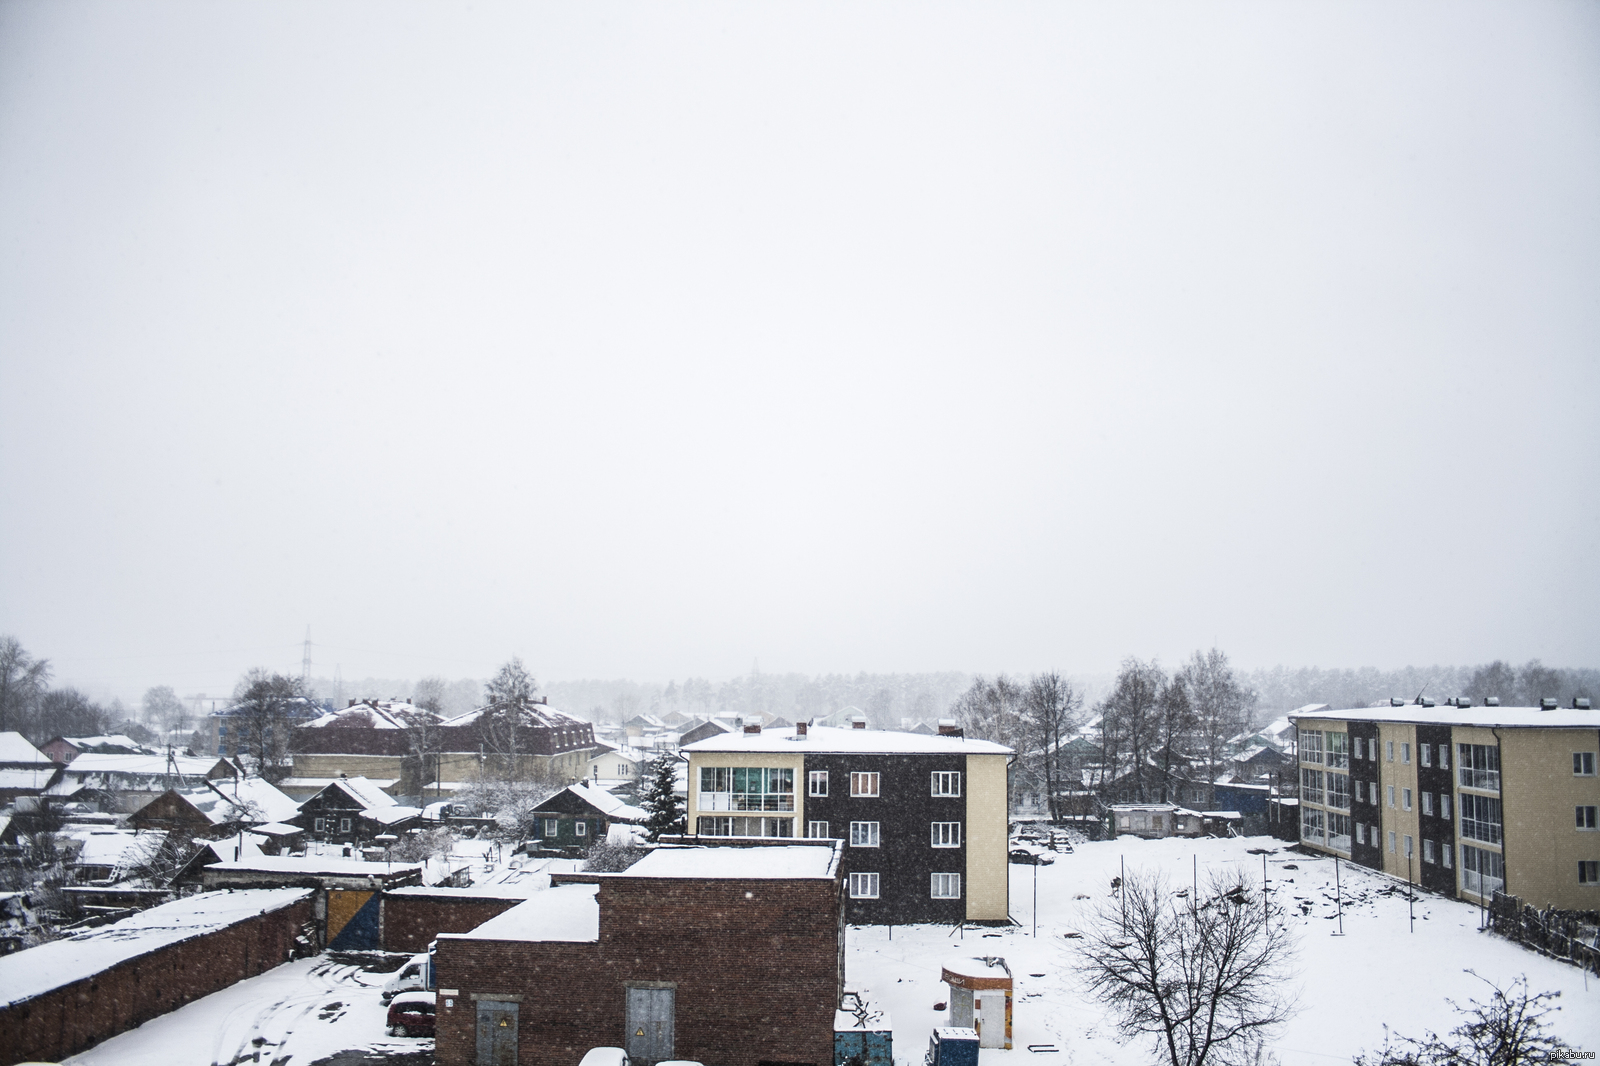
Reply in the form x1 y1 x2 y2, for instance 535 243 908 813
64 952 427 1066
849 834 1600 1065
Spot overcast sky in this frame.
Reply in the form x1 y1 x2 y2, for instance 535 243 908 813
1 1 1597 702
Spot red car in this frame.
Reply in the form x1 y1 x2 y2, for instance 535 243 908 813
387 990 436 1037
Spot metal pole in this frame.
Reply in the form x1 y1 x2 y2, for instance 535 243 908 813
1408 852 1415 933
1334 857 1344 936
1033 860 1038 938
1193 854 1198 918
1263 852 1268 929
1121 855 1127 935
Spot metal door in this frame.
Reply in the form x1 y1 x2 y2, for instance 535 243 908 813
625 986 674 1063
475 1000 518 1065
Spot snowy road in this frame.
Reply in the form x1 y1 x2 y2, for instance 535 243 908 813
64 952 431 1066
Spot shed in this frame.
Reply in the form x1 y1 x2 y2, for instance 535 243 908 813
941 956 1012 1049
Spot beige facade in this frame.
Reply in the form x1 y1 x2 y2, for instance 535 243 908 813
964 753 1009 921
1499 727 1600 910
685 750 806 838
1376 722 1421 878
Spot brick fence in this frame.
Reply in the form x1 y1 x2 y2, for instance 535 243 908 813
0 892 317 1066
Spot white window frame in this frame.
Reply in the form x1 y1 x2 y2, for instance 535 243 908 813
1580 861 1600 885
931 822 961 848
1438 745 1450 770
1402 787 1412 812
807 820 829 838
931 771 962 797
1575 752 1597 777
808 770 829 797
1388 830 1396 853
1355 822 1366 846
544 817 559 837
849 872 879 899
850 821 880 847
575 820 587 837
1401 742 1411 765
1423 839 1436 864
931 872 961 899
1386 741 1395 762
314 817 326 833
1387 785 1396 808
1441 793 1451 820
339 817 352 833
1422 792 1433 817
1420 744 1431 768
1443 844 1452 869
1403 834 1414 859
850 772 880 798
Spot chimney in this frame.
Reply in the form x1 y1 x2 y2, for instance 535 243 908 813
348 699 356 707
937 719 963 737
796 721 808 737
1456 697 1473 708
851 716 867 730
744 724 762 735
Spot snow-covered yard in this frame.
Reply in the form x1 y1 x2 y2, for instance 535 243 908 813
849 834 1600 1065
63 952 429 1066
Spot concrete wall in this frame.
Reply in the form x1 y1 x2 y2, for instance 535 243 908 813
0 895 315 1066
1501 726 1600 910
965 753 1009 921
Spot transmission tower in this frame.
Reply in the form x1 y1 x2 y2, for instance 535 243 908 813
301 626 313 688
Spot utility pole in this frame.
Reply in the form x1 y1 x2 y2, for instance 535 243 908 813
300 626 313 688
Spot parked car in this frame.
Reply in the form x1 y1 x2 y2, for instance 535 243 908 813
381 952 431 1002
386 990 436 1037
578 1051 630 1066
1009 846 1054 865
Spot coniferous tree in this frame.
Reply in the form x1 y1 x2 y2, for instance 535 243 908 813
641 750 685 842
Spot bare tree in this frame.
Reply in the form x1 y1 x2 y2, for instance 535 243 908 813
1025 672 1082 822
1078 869 1296 1066
141 685 189 737
1177 649 1256 808
230 670 309 779
0 635 51 736
1155 676 1195 804
484 657 538 705
412 676 448 714
1098 658 1166 802
37 688 109 741
1354 972 1571 1066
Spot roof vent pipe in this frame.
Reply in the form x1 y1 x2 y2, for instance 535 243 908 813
1456 697 1473 708
796 721 808 737
1390 698 1406 707
744 724 762 735
1540 698 1559 710
1574 697 1592 710
1484 697 1500 706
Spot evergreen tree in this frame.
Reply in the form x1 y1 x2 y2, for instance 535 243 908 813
641 750 685 842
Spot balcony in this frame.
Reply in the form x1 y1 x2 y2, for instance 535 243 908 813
699 792 795 813
1459 767 1500 792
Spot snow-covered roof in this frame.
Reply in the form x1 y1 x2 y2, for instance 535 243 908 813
457 882 600 942
622 843 840 880
205 777 301 823
251 821 304 836
307 775 398 810
301 701 438 730
55 734 147 752
361 805 423 825
563 782 646 823
71 829 159 869
50 753 228 777
205 856 423 877
0 731 50 764
442 702 589 730
0 887 312 1007
681 724 1012 756
0 767 55 790
1293 705 1600 729
278 776 399 791
1231 745 1271 763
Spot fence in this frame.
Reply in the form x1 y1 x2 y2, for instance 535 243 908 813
1486 891 1600 976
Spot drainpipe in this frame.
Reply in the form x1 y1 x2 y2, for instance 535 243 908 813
1491 727 1506 901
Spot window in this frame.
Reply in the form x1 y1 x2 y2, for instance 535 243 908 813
1578 806 1598 831
700 766 796 812
1459 744 1500 792
849 872 879 898
1438 745 1449 770
931 822 961 847
339 817 352 833
1423 839 1436 864
1575 752 1597 777
1388 830 1396 853
1327 773 1350 810
696 816 794 837
931 771 962 797
1580 861 1600 885
1301 807 1325 844
1356 822 1366 846
1326 733 1349 769
1328 812 1352 852
1354 737 1364 760
1460 794 1503 845
1403 834 1413 859
1422 792 1433 817
1443 844 1452 869
1420 744 1431 768
1441 793 1451 820
1301 769 1323 805
1386 741 1394 761
1402 788 1412 812
314 817 326 832
575 820 587 837
1387 785 1396 808
850 821 880 847
850 772 880 797
807 820 829 838
1300 730 1323 765
543 818 559 837
808 771 829 797
1461 845 1504 897
1401 742 1411 764
931 873 961 899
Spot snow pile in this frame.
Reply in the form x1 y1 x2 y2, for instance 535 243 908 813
0 888 312 1007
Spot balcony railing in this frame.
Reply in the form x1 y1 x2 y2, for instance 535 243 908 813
1459 767 1500 792
1461 817 1502 846
699 792 795 812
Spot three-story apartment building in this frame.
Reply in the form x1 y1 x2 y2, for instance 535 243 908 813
1292 701 1599 910
680 722 1013 924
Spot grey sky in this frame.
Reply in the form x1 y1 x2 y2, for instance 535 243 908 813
1 1 1597 702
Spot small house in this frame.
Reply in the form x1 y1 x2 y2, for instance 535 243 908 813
1107 803 1216 839
289 775 421 843
528 782 645 849
40 734 150 763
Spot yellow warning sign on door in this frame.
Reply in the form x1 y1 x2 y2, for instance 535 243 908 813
636 1028 645 1036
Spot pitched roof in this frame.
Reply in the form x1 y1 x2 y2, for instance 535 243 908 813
301 701 439 730
537 783 646 823
0 732 49 764
321 775 398 810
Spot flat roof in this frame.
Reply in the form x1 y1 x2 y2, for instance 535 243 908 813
206 856 422 877
0 888 311 1007
620 842 840 880
453 883 600 943
682 724 1012 756
1293 705 1600 730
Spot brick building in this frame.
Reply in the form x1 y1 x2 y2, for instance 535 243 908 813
1292 700 1600 909
681 723 1012 924
0 888 314 1066
380 886 532 953
433 840 844 1066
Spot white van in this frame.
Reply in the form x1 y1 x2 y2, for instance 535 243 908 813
380 952 431 1002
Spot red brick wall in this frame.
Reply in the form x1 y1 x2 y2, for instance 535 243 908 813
382 894 525 953
433 876 842 1066
0 895 316 1066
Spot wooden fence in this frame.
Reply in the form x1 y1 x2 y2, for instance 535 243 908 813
1487 891 1600 976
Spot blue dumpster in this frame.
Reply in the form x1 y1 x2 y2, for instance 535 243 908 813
926 1026 980 1066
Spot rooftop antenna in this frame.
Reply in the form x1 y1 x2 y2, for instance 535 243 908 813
1413 681 1432 705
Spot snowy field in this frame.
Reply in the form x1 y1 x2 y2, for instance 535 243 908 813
849 834 1600 1066
56 834 1600 1066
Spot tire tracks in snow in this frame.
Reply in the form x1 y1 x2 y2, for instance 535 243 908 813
210 958 354 1066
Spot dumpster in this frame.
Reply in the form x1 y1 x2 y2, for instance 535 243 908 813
926 1026 979 1066
834 1003 893 1066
